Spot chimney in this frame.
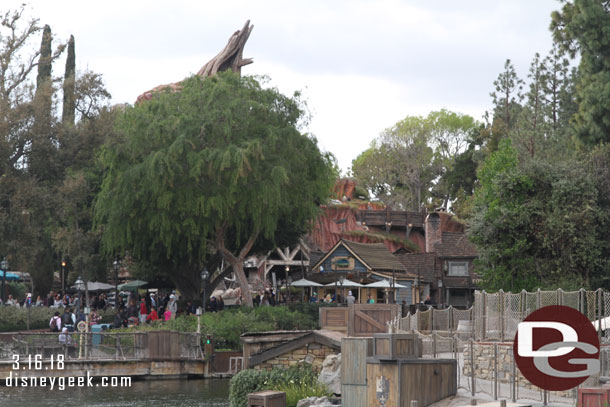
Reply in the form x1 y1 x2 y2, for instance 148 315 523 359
425 212 442 253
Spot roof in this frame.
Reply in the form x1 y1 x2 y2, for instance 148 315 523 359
435 232 478 258
395 252 437 283
245 330 343 367
342 240 405 271
312 239 406 272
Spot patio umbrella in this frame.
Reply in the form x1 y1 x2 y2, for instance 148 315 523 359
365 279 407 289
324 279 363 287
290 278 323 287
365 279 408 304
71 281 115 292
326 279 363 303
118 280 148 291
290 278 323 302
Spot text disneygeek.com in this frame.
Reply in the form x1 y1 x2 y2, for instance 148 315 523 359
5 371 131 390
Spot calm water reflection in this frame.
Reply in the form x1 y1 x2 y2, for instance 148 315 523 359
0 378 230 407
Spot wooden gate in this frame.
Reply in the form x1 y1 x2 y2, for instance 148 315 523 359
348 304 401 337
319 307 348 332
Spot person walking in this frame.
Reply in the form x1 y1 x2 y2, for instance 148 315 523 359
168 294 177 319
139 298 148 323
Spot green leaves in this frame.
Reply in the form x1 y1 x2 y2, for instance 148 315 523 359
95 71 334 296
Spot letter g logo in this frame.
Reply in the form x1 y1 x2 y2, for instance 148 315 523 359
513 306 600 391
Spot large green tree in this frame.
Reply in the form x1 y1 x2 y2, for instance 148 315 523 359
352 110 477 211
468 139 610 291
551 0 610 145
0 7 111 296
94 72 334 305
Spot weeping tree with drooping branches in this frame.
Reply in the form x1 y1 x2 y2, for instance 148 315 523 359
94 72 335 306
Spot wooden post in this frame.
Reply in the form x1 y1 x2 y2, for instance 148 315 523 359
481 290 487 341
598 288 603 344
512 350 517 402
493 343 498 400
470 339 476 397
499 289 504 341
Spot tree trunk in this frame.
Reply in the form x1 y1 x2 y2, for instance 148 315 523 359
215 226 257 307
227 257 253 307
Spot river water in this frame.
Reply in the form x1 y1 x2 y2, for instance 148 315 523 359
0 378 230 406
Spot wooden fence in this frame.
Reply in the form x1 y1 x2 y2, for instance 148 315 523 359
348 304 401 337
319 304 402 336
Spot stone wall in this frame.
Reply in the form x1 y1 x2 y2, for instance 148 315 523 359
254 343 337 372
462 342 573 398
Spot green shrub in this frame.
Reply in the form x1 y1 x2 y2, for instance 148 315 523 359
275 381 332 407
117 304 325 350
229 364 321 407
0 306 116 332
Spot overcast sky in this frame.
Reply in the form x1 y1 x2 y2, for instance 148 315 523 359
6 1 561 171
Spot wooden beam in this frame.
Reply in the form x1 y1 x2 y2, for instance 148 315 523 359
267 260 310 266
275 247 288 261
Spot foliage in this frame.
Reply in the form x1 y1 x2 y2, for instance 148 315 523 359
229 364 322 407
0 306 114 332
275 381 333 407
352 110 478 211
469 139 610 290
0 7 112 295
551 0 610 145
95 72 335 303
117 305 321 350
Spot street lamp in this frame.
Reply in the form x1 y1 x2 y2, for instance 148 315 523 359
200 268 209 314
1 257 8 303
113 258 120 309
339 275 345 304
61 259 66 294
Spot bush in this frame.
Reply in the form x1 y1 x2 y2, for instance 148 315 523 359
118 304 325 350
229 364 323 407
0 306 116 332
275 381 332 407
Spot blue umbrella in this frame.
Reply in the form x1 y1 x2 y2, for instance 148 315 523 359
0 270 19 280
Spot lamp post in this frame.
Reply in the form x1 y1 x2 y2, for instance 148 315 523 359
200 268 209 314
339 275 345 305
0 257 7 303
113 258 120 309
61 259 66 294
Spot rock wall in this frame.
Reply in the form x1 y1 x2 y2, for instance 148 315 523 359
253 343 337 372
462 342 572 398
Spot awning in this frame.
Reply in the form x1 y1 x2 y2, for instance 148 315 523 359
0 271 19 281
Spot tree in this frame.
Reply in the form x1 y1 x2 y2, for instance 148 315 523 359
62 35 75 126
468 139 609 291
352 110 477 211
95 72 334 306
551 0 610 145
490 59 524 139
0 7 110 295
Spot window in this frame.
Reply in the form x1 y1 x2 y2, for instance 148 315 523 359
448 261 469 276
